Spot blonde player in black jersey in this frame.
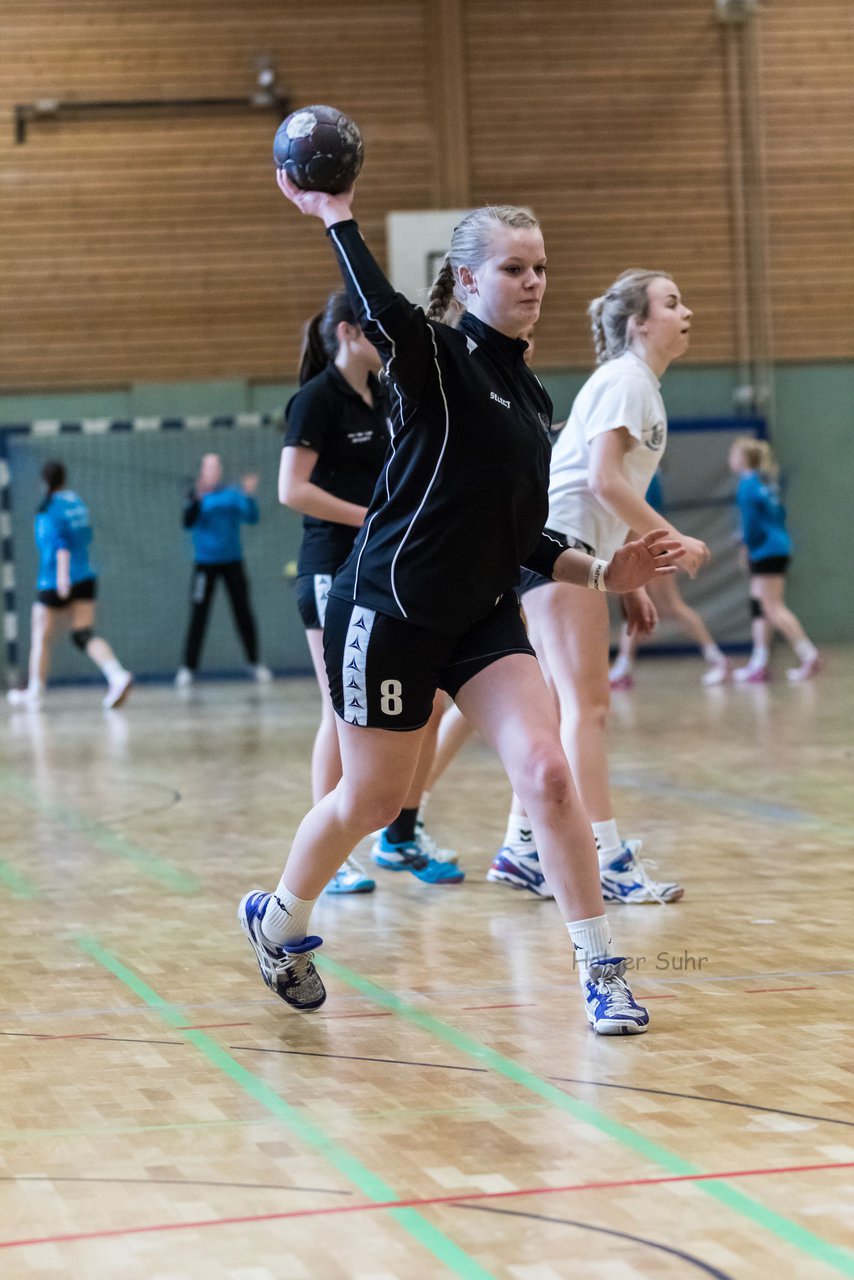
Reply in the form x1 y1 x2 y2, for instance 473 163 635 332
238 176 685 1035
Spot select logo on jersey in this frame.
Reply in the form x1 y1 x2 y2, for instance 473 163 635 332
347 430 377 445
644 422 665 451
490 391 511 409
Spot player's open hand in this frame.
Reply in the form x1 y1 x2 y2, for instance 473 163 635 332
276 169 355 228
604 529 685 593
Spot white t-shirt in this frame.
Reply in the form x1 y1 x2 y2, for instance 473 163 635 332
547 350 667 559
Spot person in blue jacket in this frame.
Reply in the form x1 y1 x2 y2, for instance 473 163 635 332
729 436 821 682
7 459 133 709
175 453 271 687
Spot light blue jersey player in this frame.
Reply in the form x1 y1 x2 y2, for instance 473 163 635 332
7 460 132 709
729 437 821 682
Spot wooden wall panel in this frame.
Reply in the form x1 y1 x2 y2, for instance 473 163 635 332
0 0 436 389
758 0 854 360
0 1 851 391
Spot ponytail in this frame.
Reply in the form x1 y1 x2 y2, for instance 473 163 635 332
297 290 359 385
587 269 671 364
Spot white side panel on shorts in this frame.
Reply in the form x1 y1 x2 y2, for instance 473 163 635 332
313 574 332 629
341 606 376 726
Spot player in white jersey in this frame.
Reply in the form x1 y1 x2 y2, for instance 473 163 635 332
489 270 710 904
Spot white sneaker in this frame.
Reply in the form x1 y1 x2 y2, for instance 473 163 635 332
103 670 133 710
701 658 732 686
787 652 824 682
600 840 684 904
415 820 459 864
7 686 42 708
175 666 194 689
248 664 273 684
584 958 650 1035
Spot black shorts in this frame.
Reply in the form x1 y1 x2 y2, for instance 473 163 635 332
295 573 333 630
37 577 97 609
749 555 790 576
518 536 594 598
323 591 535 731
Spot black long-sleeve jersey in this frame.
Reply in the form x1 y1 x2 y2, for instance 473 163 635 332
326 219 566 636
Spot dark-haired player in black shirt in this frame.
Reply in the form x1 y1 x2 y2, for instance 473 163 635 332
239 174 684 1034
281 291 463 892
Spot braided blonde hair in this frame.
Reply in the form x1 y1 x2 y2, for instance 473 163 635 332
588 269 672 364
425 206 541 325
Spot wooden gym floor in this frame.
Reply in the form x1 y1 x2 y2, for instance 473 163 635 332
1 650 853 1280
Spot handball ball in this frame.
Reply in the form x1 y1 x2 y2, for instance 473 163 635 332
273 105 363 194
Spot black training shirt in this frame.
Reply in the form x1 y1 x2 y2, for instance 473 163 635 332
326 219 566 636
284 364 391 575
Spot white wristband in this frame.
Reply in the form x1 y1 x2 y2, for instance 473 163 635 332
588 558 609 592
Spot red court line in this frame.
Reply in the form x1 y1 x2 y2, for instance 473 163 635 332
743 987 817 994
2 1159 850 1252
177 1023 252 1031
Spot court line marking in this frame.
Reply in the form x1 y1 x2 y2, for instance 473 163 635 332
0 768 198 893
457 1203 735 1280
2 1159 852 1255
69 934 496 1280
318 954 854 1278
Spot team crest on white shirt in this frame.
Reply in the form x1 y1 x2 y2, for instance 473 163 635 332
644 421 665 450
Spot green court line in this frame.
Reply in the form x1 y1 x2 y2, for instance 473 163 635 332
0 859 38 899
318 955 854 1279
73 934 495 1280
0 769 197 893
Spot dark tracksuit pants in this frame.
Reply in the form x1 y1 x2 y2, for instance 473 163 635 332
183 560 258 669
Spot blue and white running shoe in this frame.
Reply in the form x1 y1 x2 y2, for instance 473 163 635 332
326 855 376 895
600 840 684 904
584 957 650 1035
371 832 464 884
486 847 554 898
237 891 326 1010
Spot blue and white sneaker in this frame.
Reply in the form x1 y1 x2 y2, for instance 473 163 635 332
486 847 554 899
600 839 684 904
325 855 376 895
371 832 464 884
237 891 326 1010
584 957 650 1035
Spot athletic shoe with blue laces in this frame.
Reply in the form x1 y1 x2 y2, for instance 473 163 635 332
371 831 464 884
584 957 650 1035
325 855 376 895
237 890 326 1009
599 839 684 904
486 847 554 898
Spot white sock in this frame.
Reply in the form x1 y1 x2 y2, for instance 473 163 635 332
28 678 44 694
103 657 125 681
566 914 612 986
417 791 431 826
794 639 817 663
261 881 317 947
502 813 536 856
747 646 769 671
609 654 632 679
591 819 622 868
702 644 726 665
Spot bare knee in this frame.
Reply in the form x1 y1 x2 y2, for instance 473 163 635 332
335 782 407 834
516 743 573 811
